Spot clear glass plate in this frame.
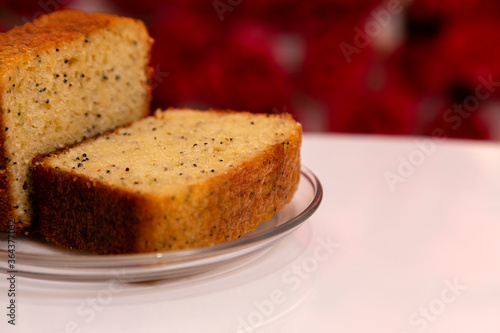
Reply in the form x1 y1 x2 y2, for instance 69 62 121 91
0 167 322 283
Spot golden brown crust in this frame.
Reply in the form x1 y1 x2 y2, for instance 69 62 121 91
0 10 145 68
0 9 152 100
0 110 14 231
32 112 302 254
32 164 153 253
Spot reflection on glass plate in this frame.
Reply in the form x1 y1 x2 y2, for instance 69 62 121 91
0 167 322 283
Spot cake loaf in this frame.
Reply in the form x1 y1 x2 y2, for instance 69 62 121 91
0 10 153 232
32 109 302 254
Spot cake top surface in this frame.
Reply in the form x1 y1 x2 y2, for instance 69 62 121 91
40 109 302 195
0 9 143 68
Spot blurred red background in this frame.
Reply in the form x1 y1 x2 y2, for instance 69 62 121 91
2 0 500 139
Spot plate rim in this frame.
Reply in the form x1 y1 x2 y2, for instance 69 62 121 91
0 166 322 279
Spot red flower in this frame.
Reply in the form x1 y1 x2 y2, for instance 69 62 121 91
391 42 453 96
149 8 293 114
198 22 293 113
424 97 490 140
436 19 500 97
327 67 420 135
399 2 500 97
292 0 384 37
401 0 500 88
298 21 376 102
148 8 224 109
237 0 302 32
406 0 500 23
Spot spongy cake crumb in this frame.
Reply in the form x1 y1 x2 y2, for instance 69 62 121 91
49 109 298 194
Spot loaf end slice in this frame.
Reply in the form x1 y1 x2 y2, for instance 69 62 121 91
0 10 153 232
32 109 302 254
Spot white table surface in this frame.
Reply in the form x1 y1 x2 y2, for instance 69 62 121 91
2 133 500 333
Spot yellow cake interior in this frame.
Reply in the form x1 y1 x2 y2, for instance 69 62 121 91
45 110 301 195
2 19 151 224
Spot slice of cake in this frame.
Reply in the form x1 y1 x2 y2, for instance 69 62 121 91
0 10 153 232
32 109 302 254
